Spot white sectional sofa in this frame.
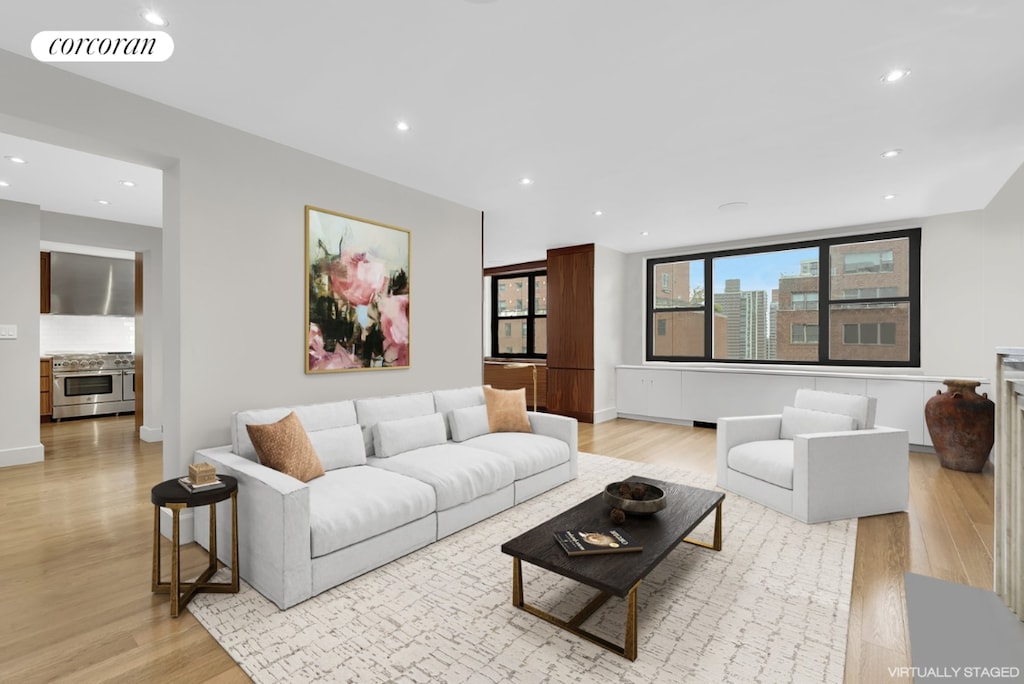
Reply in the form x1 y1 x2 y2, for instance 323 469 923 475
193 386 578 609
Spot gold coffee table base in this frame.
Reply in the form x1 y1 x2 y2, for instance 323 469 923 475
509 498 723 661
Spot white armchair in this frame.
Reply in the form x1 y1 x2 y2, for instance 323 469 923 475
716 389 909 523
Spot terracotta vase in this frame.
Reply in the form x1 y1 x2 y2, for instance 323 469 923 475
924 380 994 472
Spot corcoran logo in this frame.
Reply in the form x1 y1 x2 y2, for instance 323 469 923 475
31 31 174 62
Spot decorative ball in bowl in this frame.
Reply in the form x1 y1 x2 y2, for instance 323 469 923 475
602 481 667 515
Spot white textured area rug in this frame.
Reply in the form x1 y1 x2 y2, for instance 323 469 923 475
190 453 856 683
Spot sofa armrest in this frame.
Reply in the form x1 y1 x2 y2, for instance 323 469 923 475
527 411 579 478
194 445 313 609
716 415 782 486
792 426 909 523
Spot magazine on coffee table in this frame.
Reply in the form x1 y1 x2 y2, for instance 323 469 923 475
554 528 642 556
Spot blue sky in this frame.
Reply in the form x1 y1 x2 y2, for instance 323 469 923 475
713 247 817 294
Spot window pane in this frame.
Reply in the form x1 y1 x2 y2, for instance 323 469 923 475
714 247 818 361
533 276 547 315
497 276 529 317
830 303 910 362
653 260 704 309
652 312 705 357
496 318 527 354
831 238 909 299
533 317 547 354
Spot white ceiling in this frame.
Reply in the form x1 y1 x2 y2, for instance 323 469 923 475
1 1 1023 266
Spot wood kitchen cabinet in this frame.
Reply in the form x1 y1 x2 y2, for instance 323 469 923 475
40 251 50 313
40 358 52 421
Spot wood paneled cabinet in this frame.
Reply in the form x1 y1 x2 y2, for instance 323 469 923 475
546 244 595 422
40 358 52 420
40 251 50 313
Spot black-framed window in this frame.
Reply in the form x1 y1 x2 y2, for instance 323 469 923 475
490 270 546 358
646 228 920 367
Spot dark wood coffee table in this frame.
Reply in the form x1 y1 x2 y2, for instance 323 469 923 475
500 475 724 660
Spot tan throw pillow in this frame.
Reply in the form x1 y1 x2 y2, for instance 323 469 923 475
483 386 533 433
245 411 325 482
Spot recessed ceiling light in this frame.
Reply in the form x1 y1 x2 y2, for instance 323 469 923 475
0 181 9 187
519 177 534 186
119 180 136 187
593 210 603 216
96 199 111 205
640 231 650 236
881 149 902 159
141 10 168 27
4 155 27 164
883 194 897 200
881 68 911 84
396 121 410 132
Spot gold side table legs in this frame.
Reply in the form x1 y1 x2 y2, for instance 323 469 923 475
152 491 239 617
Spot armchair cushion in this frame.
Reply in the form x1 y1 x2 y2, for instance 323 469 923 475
793 388 875 429
727 439 795 489
779 406 856 440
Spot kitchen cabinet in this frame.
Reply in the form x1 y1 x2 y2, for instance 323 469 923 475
40 358 52 420
40 251 50 313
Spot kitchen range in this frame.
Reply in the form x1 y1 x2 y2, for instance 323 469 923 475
50 352 135 420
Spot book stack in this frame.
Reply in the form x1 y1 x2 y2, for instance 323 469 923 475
178 462 225 493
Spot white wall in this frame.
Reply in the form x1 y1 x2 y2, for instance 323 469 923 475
619 162 1024 383
0 49 483 479
593 244 628 422
0 200 43 466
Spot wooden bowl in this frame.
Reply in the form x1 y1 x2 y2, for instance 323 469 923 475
602 482 667 515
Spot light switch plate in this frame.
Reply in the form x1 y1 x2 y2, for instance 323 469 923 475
0 324 18 339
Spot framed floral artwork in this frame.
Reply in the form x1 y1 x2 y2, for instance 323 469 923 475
305 206 410 372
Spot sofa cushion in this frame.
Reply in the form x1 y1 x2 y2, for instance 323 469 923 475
780 406 856 440
308 424 366 470
484 386 532 433
355 392 436 456
461 432 570 480
450 405 490 442
373 413 447 458
368 444 516 510
793 389 875 429
727 439 795 490
307 465 436 558
233 400 357 461
433 386 486 438
246 411 325 483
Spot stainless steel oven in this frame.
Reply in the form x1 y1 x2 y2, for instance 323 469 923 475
51 352 135 420
122 369 135 401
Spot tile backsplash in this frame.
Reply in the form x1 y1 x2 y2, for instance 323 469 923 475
40 315 135 354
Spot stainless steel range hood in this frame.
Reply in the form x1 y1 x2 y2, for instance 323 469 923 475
48 252 135 316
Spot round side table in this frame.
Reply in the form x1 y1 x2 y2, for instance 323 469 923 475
151 475 239 617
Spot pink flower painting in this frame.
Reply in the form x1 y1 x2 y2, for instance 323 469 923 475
306 207 410 372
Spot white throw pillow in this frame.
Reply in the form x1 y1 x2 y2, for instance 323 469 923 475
373 413 447 458
308 424 366 470
449 405 490 442
779 406 856 439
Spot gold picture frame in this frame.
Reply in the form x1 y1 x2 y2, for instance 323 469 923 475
305 205 410 373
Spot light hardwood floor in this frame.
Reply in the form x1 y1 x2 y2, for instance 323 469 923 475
0 416 993 683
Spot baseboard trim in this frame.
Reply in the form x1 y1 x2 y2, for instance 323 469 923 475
593 407 619 424
615 413 695 427
140 425 163 443
0 443 44 468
